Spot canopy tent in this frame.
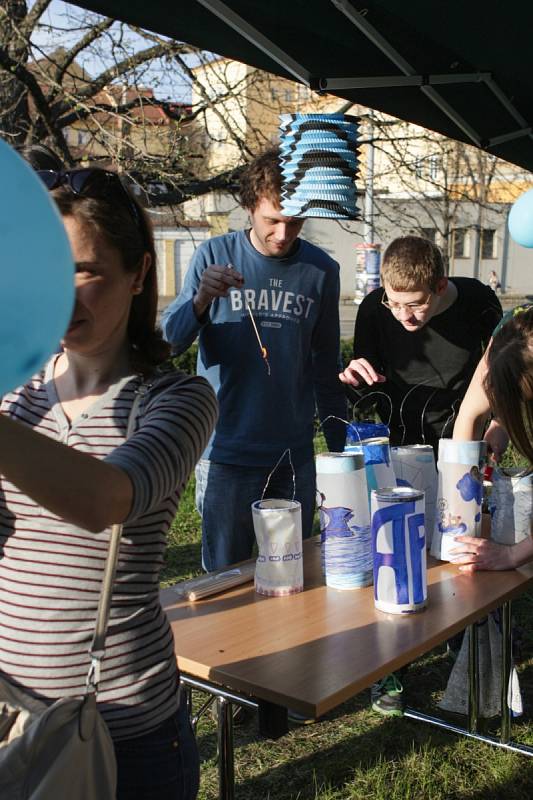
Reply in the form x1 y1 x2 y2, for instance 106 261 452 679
69 0 533 173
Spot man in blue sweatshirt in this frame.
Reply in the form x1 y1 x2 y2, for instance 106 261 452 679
162 148 347 571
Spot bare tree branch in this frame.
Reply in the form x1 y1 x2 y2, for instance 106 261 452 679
49 16 115 95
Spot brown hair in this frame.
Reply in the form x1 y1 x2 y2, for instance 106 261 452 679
52 176 170 374
239 147 282 211
484 307 533 466
381 236 445 292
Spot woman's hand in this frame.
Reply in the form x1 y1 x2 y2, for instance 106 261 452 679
449 535 516 572
339 358 386 388
483 418 509 462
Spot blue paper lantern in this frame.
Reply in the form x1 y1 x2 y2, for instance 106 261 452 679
508 188 533 248
0 138 74 395
279 114 361 219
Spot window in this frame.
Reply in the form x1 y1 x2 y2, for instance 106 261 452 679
481 229 497 259
453 228 470 258
413 155 440 180
420 227 437 244
271 87 279 101
284 89 293 102
427 154 440 180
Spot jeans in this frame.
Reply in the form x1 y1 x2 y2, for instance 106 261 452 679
196 458 317 571
114 692 199 800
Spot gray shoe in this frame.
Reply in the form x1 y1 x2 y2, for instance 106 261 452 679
371 674 404 717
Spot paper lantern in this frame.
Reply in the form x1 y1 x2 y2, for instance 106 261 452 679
371 486 427 614
431 439 487 561
279 113 361 219
391 445 438 547
489 468 533 544
252 499 303 596
316 452 372 588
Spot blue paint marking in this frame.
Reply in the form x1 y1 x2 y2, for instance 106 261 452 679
372 500 425 605
457 471 483 505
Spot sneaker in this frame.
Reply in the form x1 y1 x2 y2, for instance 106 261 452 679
371 673 404 717
287 708 317 725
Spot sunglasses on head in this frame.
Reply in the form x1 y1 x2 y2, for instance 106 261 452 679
37 168 141 230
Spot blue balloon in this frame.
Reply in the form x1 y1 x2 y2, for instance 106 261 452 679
508 188 533 248
0 138 74 395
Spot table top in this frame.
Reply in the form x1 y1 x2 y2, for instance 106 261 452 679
161 539 533 717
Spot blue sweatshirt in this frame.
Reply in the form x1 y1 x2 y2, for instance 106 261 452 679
161 230 347 466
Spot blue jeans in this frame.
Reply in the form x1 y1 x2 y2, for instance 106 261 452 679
196 458 317 571
114 692 199 800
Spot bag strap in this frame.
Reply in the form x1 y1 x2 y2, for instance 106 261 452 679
86 380 151 693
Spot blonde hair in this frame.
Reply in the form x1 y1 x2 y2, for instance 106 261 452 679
381 236 445 292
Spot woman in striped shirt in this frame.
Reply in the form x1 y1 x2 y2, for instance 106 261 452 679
0 164 218 799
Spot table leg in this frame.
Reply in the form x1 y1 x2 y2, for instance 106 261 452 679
468 622 479 733
217 696 235 800
258 700 289 738
500 600 512 744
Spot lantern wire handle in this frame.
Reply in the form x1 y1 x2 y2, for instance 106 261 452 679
261 448 295 502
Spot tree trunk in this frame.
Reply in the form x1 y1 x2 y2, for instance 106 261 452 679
0 0 32 145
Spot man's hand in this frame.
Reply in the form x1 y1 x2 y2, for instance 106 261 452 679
449 535 516 572
339 358 386 388
193 264 244 319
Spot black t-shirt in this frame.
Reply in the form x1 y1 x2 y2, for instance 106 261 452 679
351 278 502 452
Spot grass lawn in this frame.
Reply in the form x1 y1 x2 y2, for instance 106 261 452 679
162 441 533 800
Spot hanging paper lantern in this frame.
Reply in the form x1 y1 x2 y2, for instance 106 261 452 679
279 113 361 219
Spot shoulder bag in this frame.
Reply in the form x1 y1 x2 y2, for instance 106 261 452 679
0 381 149 800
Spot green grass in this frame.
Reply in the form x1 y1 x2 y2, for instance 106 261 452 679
163 440 533 800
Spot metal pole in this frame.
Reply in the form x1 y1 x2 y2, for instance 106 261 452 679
472 224 481 280
364 112 374 244
468 623 479 732
217 696 235 800
500 204 511 294
404 708 533 756
501 601 512 743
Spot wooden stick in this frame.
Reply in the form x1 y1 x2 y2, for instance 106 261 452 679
171 561 256 602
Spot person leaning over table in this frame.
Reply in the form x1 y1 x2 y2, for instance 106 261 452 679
161 146 347 573
339 235 502 717
0 154 218 800
451 303 533 571
339 235 502 455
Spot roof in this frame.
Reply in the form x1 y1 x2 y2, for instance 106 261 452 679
68 0 533 172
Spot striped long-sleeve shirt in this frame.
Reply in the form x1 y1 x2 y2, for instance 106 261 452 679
0 357 217 740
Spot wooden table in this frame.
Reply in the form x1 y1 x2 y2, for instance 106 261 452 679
161 539 533 799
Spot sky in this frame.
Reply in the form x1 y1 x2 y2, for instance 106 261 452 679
30 0 196 102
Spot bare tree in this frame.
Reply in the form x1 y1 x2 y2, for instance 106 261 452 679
367 115 521 270
0 1 257 204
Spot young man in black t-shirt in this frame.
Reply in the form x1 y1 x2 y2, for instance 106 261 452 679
340 236 502 453
339 235 502 716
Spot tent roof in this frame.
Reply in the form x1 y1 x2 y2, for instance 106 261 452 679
69 0 533 172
